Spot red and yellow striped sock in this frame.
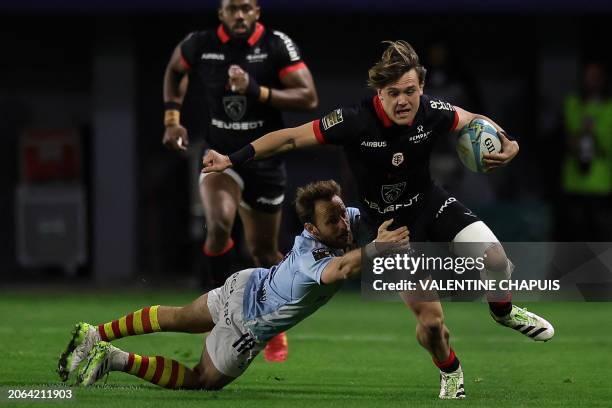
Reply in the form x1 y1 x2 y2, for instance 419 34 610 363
123 353 187 389
98 305 162 341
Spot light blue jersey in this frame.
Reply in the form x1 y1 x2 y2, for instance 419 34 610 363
243 207 361 341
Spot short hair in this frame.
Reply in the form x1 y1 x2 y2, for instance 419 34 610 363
295 180 342 224
219 0 258 8
367 40 427 89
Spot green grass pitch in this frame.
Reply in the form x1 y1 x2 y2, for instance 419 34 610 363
1 290 611 407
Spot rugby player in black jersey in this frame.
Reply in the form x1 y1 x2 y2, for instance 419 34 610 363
162 0 318 362
203 41 555 399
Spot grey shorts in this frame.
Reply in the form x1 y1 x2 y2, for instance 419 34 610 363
206 269 265 377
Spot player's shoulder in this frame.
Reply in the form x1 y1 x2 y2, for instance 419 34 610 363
268 28 298 45
181 29 214 45
421 94 455 114
294 232 335 263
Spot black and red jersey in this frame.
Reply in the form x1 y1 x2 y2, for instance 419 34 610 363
313 94 459 221
181 23 307 154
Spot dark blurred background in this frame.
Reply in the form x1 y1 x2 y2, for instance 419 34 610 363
2 1 612 286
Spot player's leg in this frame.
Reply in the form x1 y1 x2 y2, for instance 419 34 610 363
452 221 554 341
74 292 233 389
238 167 287 362
401 294 465 399
58 294 216 381
238 207 283 268
199 171 241 288
76 341 234 389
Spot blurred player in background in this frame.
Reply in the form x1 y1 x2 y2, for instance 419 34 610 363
559 61 612 241
58 180 407 391
162 0 318 361
203 41 555 399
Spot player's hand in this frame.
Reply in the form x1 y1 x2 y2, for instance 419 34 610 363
202 149 232 173
163 125 189 151
375 219 410 245
483 131 519 171
228 64 250 94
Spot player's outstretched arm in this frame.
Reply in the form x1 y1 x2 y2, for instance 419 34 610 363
320 220 409 284
454 106 519 170
202 121 319 172
162 43 190 151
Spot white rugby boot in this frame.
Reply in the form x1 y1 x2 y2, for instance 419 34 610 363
492 305 554 341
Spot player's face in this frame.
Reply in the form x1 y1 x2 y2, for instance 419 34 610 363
309 196 353 249
218 0 260 38
377 69 424 125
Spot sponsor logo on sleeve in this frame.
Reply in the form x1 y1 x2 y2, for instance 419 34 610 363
429 100 455 111
312 247 334 261
273 30 300 62
321 109 344 130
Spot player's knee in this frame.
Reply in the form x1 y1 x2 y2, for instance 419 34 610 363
202 379 224 391
194 368 224 391
419 315 445 337
484 244 507 271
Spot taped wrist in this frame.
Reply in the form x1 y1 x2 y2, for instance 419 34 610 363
164 102 182 127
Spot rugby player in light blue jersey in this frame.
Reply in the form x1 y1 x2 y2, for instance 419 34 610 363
58 180 408 391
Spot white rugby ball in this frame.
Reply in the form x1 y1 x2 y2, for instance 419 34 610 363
456 118 501 173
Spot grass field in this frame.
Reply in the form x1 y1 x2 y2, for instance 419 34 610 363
1 289 611 407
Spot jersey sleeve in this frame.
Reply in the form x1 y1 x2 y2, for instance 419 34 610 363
312 106 363 146
296 248 335 285
270 30 307 79
179 31 204 70
422 95 460 133
347 207 361 229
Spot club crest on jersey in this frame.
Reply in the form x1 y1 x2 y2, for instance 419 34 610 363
392 152 404 166
321 109 343 130
381 182 406 204
223 96 247 121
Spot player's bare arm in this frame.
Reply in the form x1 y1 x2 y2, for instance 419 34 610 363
227 64 318 110
320 219 409 284
162 44 190 151
454 106 519 170
202 121 319 172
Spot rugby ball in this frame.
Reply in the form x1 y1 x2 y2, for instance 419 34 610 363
456 118 501 173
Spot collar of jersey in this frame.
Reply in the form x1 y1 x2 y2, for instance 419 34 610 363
217 22 265 47
372 95 415 128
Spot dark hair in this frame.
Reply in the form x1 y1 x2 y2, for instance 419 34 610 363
367 40 427 89
295 180 341 224
219 0 258 8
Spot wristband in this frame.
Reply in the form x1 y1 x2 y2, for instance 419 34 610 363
244 76 261 100
228 144 255 166
259 86 272 104
263 87 273 104
164 101 182 110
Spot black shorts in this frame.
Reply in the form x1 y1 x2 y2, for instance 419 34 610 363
201 151 286 214
356 184 481 244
